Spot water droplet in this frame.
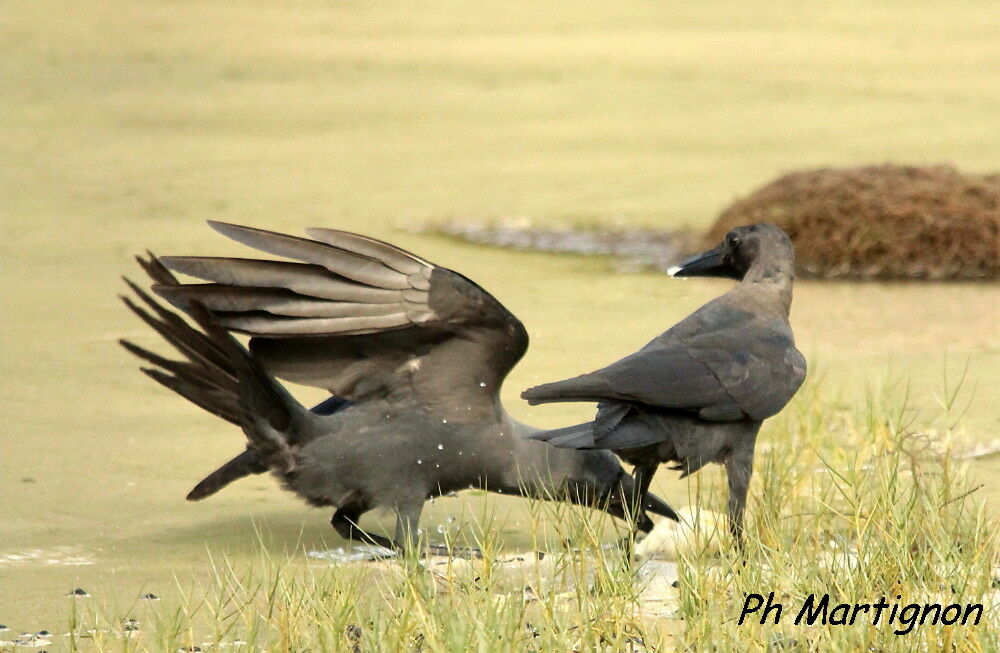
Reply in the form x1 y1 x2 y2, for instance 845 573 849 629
442 419 448 424
435 463 440 468
436 525 445 533
416 528 424 535
479 382 487 388
437 444 444 450
417 459 423 464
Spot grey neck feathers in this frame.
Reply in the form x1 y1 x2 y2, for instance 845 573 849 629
744 255 794 316
500 413 592 490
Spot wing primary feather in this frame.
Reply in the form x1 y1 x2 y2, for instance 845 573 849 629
152 284 415 319
159 257 407 304
120 287 231 374
304 227 429 275
140 368 241 425
121 279 230 362
207 221 411 290
214 312 411 336
136 252 180 286
120 338 233 391
183 301 294 433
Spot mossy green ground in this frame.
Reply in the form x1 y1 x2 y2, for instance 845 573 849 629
2 0 998 645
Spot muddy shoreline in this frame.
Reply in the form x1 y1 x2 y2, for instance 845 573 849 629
424 220 697 274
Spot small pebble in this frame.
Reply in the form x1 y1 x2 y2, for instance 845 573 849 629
140 593 159 600
768 636 799 651
0 625 8 631
69 588 90 597
37 630 50 636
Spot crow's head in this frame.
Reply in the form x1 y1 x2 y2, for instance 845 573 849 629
563 454 680 532
670 223 793 280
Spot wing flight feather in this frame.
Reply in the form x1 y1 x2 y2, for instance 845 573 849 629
140 222 527 414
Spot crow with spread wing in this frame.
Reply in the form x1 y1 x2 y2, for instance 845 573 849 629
121 222 678 553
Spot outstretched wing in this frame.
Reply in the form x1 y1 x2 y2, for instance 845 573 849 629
522 302 806 422
153 221 528 422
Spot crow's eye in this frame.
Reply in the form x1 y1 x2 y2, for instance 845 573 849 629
727 235 741 248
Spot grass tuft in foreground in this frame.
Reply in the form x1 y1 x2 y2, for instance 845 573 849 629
59 382 997 652
675 379 998 650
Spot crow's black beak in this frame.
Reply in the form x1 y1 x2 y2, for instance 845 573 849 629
607 473 680 531
643 492 680 522
669 245 739 279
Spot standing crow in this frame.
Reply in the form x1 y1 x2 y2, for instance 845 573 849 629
522 223 806 547
120 222 678 554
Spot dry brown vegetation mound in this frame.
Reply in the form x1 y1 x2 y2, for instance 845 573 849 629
706 165 1000 280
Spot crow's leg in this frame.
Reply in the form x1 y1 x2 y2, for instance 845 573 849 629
392 498 426 553
630 463 659 535
392 499 478 558
331 505 397 553
724 442 755 551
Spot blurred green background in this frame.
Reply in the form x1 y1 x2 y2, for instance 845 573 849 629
2 0 997 632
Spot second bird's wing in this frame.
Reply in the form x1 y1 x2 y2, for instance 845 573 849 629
522 304 806 422
522 339 746 421
153 221 528 422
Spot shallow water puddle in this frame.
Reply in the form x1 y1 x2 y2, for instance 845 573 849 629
0 547 94 567
307 544 397 562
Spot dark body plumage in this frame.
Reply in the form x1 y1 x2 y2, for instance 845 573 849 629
523 223 806 545
121 222 678 553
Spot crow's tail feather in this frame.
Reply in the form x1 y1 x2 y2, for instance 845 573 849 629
186 449 268 501
521 373 612 406
525 421 596 449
